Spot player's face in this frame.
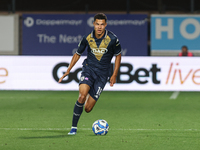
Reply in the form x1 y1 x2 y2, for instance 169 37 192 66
93 19 107 38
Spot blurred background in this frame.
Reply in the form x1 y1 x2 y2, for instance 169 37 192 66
1 0 200 13
1 0 200 56
0 0 200 91
1 2 200 149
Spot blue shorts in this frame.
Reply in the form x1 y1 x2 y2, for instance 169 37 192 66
79 66 108 101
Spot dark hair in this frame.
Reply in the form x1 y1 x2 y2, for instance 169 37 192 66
181 45 188 50
94 13 107 22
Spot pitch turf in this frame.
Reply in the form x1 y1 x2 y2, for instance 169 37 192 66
0 91 200 150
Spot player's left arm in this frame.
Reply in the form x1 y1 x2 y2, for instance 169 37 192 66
110 53 121 87
110 37 122 86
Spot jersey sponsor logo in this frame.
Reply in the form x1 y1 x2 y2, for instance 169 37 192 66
86 34 111 61
91 48 108 55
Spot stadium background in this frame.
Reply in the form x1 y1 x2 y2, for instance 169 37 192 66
1 0 200 90
0 1 200 150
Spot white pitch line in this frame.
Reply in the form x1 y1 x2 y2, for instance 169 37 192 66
170 91 180 99
0 128 199 131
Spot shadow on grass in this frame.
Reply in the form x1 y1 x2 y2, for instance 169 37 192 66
33 130 68 134
19 134 69 139
18 129 95 139
18 130 74 139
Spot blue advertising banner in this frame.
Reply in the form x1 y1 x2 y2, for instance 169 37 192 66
86 14 148 56
22 14 148 56
151 15 200 51
22 14 86 55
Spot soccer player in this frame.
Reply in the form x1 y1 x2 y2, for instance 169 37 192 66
58 13 122 135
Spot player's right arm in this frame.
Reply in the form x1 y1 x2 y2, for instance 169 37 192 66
58 36 87 83
58 53 81 83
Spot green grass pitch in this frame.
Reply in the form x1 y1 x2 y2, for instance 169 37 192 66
0 90 200 150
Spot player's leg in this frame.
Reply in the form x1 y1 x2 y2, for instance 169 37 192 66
72 84 90 127
78 84 90 104
68 65 95 135
84 95 96 113
84 76 107 113
68 84 90 135
68 63 95 135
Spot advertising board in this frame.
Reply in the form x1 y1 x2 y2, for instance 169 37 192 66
151 15 200 56
1 56 199 91
22 14 148 56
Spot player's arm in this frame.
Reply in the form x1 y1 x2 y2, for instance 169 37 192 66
110 37 121 87
58 53 81 83
110 53 121 87
58 36 87 83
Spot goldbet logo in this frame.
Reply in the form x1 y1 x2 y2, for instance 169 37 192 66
166 63 200 85
53 63 161 84
0 68 8 84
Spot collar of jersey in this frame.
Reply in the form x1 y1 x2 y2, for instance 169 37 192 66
91 30 108 39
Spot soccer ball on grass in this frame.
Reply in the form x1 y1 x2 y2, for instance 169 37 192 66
92 119 109 135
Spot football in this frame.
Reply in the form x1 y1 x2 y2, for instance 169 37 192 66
92 119 109 135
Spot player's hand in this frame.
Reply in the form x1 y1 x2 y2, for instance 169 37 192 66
110 75 116 87
58 77 64 83
58 72 69 83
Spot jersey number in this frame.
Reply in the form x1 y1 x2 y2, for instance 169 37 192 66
96 87 102 96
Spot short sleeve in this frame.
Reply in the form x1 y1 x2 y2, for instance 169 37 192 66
113 38 122 56
76 36 87 55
